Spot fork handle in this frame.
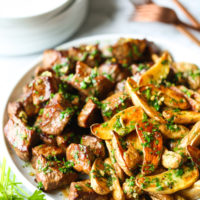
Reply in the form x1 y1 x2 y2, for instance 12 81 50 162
173 0 200 28
175 24 200 46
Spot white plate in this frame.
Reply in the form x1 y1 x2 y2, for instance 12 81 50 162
1 34 200 200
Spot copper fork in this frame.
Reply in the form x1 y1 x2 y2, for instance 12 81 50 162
132 3 200 46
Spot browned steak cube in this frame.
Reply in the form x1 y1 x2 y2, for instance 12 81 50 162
98 63 130 83
39 133 57 145
77 99 101 128
7 101 23 117
37 93 74 135
4 116 37 161
112 38 147 65
35 155 77 191
31 74 58 105
66 144 95 174
68 44 102 67
32 144 65 169
67 62 113 99
101 92 132 121
56 131 77 150
68 180 109 200
81 135 105 158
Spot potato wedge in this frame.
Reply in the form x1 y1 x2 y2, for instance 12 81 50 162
139 52 171 86
149 193 174 200
112 131 141 176
91 106 144 140
178 121 200 152
126 132 143 152
158 123 189 139
90 158 111 195
136 165 199 194
105 140 125 181
171 85 200 112
104 158 125 200
126 78 166 123
163 109 200 124
136 121 163 175
187 145 200 167
180 180 200 200
140 85 189 110
161 148 182 169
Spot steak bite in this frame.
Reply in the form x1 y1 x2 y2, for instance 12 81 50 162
35 155 77 191
101 92 132 121
68 180 109 200
30 73 59 105
68 44 102 68
4 115 38 161
31 144 65 169
114 80 126 92
66 143 95 174
66 62 113 99
36 93 75 135
77 99 101 128
39 133 57 145
98 63 130 83
81 135 105 158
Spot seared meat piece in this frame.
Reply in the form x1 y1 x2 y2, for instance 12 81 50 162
67 62 113 99
36 93 74 135
31 74 58 105
56 131 77 150
39 133 57 145
32 144 65 169
112 38 147 65
68 180 108 200
98 63 130 83
81 135 105 158
68 44 102 67
7 101 23 117
66 143 95 174
4 116 38 161
21 90 40 116
114 80 126 92
35 155 77 191
77 99 101 128
101 92 132 121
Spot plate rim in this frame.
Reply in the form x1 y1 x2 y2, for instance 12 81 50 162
1 33 199 200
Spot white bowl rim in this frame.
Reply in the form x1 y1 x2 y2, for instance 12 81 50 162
1 33 199 199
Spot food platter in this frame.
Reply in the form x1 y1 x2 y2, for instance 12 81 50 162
1 34 200 200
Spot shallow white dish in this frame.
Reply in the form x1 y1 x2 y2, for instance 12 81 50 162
0 0 88 56
1 34 200 200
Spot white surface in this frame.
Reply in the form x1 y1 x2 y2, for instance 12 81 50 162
0 0 88 55
0 0 70 18
0 0 200 198
2 34 200 200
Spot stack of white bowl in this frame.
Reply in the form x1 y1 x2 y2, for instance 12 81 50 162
0 0 89 56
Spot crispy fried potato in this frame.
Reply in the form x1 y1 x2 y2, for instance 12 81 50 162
149 193 174 200
104 158 125 200
139 52 171 86
90 158 111 195
180 180 200 200
161 148 182 169
163 109 200 124
158 123 189 139
105 141 125 182
171 85 200 112
126 78 166 123
172 62 200 90
136 121 163 175
173 195 186 200
126 132 143 152
91 106 144 140
112 132 141 176
187 145 200 167
178 121 200 153
136 165 199 194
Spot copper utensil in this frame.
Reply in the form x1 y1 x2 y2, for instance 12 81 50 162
173 0 200 28
133 3 200 46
